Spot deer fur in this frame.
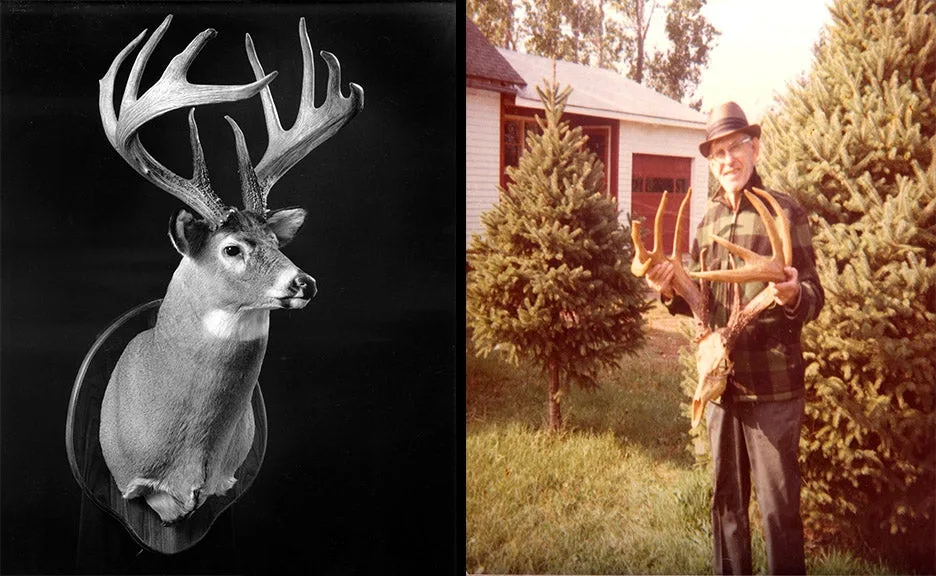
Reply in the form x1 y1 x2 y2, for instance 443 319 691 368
100 208 311 523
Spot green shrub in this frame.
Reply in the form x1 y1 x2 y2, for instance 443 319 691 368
760 0 936 567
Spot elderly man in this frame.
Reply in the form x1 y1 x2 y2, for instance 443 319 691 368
645 102 824 575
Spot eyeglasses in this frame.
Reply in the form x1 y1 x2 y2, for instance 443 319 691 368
708 136 753 163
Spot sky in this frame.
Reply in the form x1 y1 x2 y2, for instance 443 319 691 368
495 0 835 122
687 0 835 121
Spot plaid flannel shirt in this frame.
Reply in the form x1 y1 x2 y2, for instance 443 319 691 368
665 171 824 402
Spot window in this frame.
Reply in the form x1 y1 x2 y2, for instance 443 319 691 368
503 116 540 170
632 175 690 195
645 177 672 194
582 126 611 194
503 116 610 194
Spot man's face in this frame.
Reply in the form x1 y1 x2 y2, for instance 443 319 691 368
708 133 759 196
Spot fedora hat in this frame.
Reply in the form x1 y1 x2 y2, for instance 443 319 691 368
699 101 761 158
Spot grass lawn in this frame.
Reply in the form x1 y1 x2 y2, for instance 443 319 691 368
465 300 897 575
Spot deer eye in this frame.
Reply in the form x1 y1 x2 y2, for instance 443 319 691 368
223 245 242 257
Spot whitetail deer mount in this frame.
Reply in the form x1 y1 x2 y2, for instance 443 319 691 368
97 15 363 524
631 187 792 428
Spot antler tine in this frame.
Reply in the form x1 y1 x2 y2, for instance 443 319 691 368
117 108 224 223
690 188 790 283
630 191 668 276
630 189 709 327
99 15 278 225
239 17 364 212
225 115 264 210
669 188 709 326
753 187 792 265
694 247 710 337
672 187 691 259
100 27 147 151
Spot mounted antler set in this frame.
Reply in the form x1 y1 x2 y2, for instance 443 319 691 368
631 188 792 428
99 14 364 226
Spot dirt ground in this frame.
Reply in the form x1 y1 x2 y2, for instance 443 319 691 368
643 297 694 359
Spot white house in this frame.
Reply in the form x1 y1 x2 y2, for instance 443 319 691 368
466 18 709 257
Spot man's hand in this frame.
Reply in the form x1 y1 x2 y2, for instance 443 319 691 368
646 261 675 299
769 266 801 308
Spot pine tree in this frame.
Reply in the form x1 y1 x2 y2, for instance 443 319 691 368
760 0 936 564
466 80 650 431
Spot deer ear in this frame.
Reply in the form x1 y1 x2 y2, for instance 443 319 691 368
168 209 212 257
266 207 307 247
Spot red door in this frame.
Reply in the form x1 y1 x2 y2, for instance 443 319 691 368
631 154 692 254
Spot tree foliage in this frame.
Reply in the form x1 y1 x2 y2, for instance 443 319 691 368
466 81 650 431
519 0 624 68
760 0 936 564
645 0 719 109
467 0 520 50
467 0 718 107
616 0 659 82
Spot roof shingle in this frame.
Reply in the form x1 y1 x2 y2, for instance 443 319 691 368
465 18 525 92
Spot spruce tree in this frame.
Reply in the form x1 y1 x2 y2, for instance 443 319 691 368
466 80 650 431
759 0 936 562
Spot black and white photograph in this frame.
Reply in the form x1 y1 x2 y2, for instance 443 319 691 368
1 2 458 574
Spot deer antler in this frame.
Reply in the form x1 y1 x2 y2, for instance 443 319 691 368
631 189 709 333
226 17 365 214
688 188 795 428
690 188 791 284
99 15 277 226
716 189 794 351
632 187 797 429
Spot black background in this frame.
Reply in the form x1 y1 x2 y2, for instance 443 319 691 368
1 1 457 573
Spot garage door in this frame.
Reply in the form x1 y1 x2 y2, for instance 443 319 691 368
631 154 692 254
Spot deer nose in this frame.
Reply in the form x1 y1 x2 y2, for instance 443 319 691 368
292 273 317 299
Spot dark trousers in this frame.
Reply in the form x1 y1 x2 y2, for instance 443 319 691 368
706 395 806 575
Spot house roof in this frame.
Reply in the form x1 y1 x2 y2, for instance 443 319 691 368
465 19 526 93
498 49 706 130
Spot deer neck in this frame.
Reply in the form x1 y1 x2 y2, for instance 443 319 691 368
154 259 271 351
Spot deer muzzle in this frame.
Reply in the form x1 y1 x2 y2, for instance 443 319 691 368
292 272 316 299
277 272 316 309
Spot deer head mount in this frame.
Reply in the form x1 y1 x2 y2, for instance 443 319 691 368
97 15 363 526
631 187 792 428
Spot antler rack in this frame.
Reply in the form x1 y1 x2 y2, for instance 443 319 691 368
227 16 364 214
631 187 794 428
630 188 709 334
99 15 364 227
690 187 791 285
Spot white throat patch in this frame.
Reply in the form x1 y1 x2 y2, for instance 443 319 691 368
202 309 270 341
